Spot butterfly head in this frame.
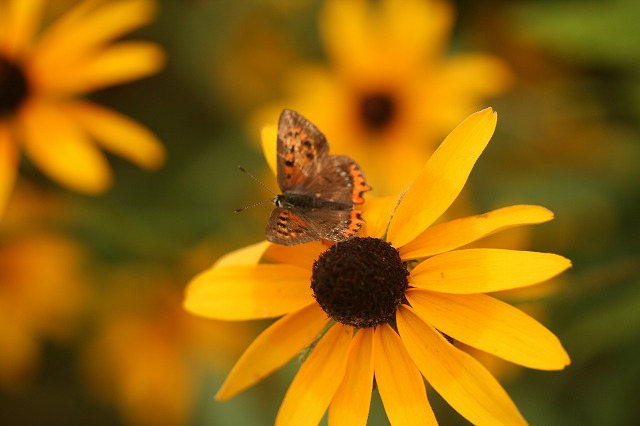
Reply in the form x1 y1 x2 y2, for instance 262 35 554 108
273 194 285 208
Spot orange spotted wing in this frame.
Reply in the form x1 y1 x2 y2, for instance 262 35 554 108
266 110 371 246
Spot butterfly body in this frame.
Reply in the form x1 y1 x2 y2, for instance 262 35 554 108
266 110 371 246
273 193 351 211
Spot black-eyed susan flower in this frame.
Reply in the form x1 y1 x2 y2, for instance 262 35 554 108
81 275 253 426
185 108 570 425
0 189 87 388
0 0 165 216
253 0 511 194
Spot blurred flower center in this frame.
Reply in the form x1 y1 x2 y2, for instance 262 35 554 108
311 237 409 328
0 56 29 116
359 93 396 131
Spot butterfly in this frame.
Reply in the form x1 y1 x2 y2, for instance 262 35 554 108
266 109 371 246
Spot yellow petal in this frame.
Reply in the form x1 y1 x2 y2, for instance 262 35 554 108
0 1 7 41
397 305 527 426
374 324 437 426
400 205 554 260
411 248 571 293
319 0 370 76
406 290 570 370
425 54 513 130
444 54 513 94
214 240 271 268
216 303 329 400
32 0 157 71
18 100 112 193
329 328 375 426
387 108 497 248
1 0 46 57
380 0 453 61
276 324 353 426
360 196 398 239
263 241 327 271
41 42 165 95
62 101 165 169
183 264 313 320
0 123 17 217
261 123 278 177
320 0 453 78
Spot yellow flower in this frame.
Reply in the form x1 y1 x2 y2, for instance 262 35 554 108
0 0 166 216
253 0 511 194
0 184 89 389
185 108 571 425
81 264 254 426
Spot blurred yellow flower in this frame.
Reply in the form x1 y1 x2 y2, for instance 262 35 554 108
254 0 511 194
0 0 166 216
81 268 254 426
0 229 87 389
185 109 571 425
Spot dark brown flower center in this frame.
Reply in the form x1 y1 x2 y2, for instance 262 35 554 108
0 56 30 116
359 93 396 131
311 237 409 329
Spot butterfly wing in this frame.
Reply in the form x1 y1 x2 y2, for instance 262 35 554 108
276 109 329 192
300 208 366 242
304 155 371 207
270 110 370 246
265 207 318 246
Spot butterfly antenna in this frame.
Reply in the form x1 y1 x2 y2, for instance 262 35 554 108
234 166 277 213
234 198 272 213
237 165 277 196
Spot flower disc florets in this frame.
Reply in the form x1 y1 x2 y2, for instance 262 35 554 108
311 237 409 328
0 57 29 116
360 93 396 131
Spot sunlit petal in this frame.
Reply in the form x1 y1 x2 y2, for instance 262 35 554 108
32 0 157 71
184 264 313 320
0 124 17 217
0 5 6 44
374 324 437 425
411 248 571 293
397 306 527 425
381 0 453 61
40 42 165 95
407 289 570 370
387 108 497 248
276 324 352 426
320 0 453 77
319 0 369 71
63 101 165 169
264 241 327 270
360 196 398 239
1 0 46 57
400 205 554 260
18 100 112 193
441 54 513 95
425 54 513 129
319 0 404 78
329 328 374 426
216 303 329 400
214 241 272 267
